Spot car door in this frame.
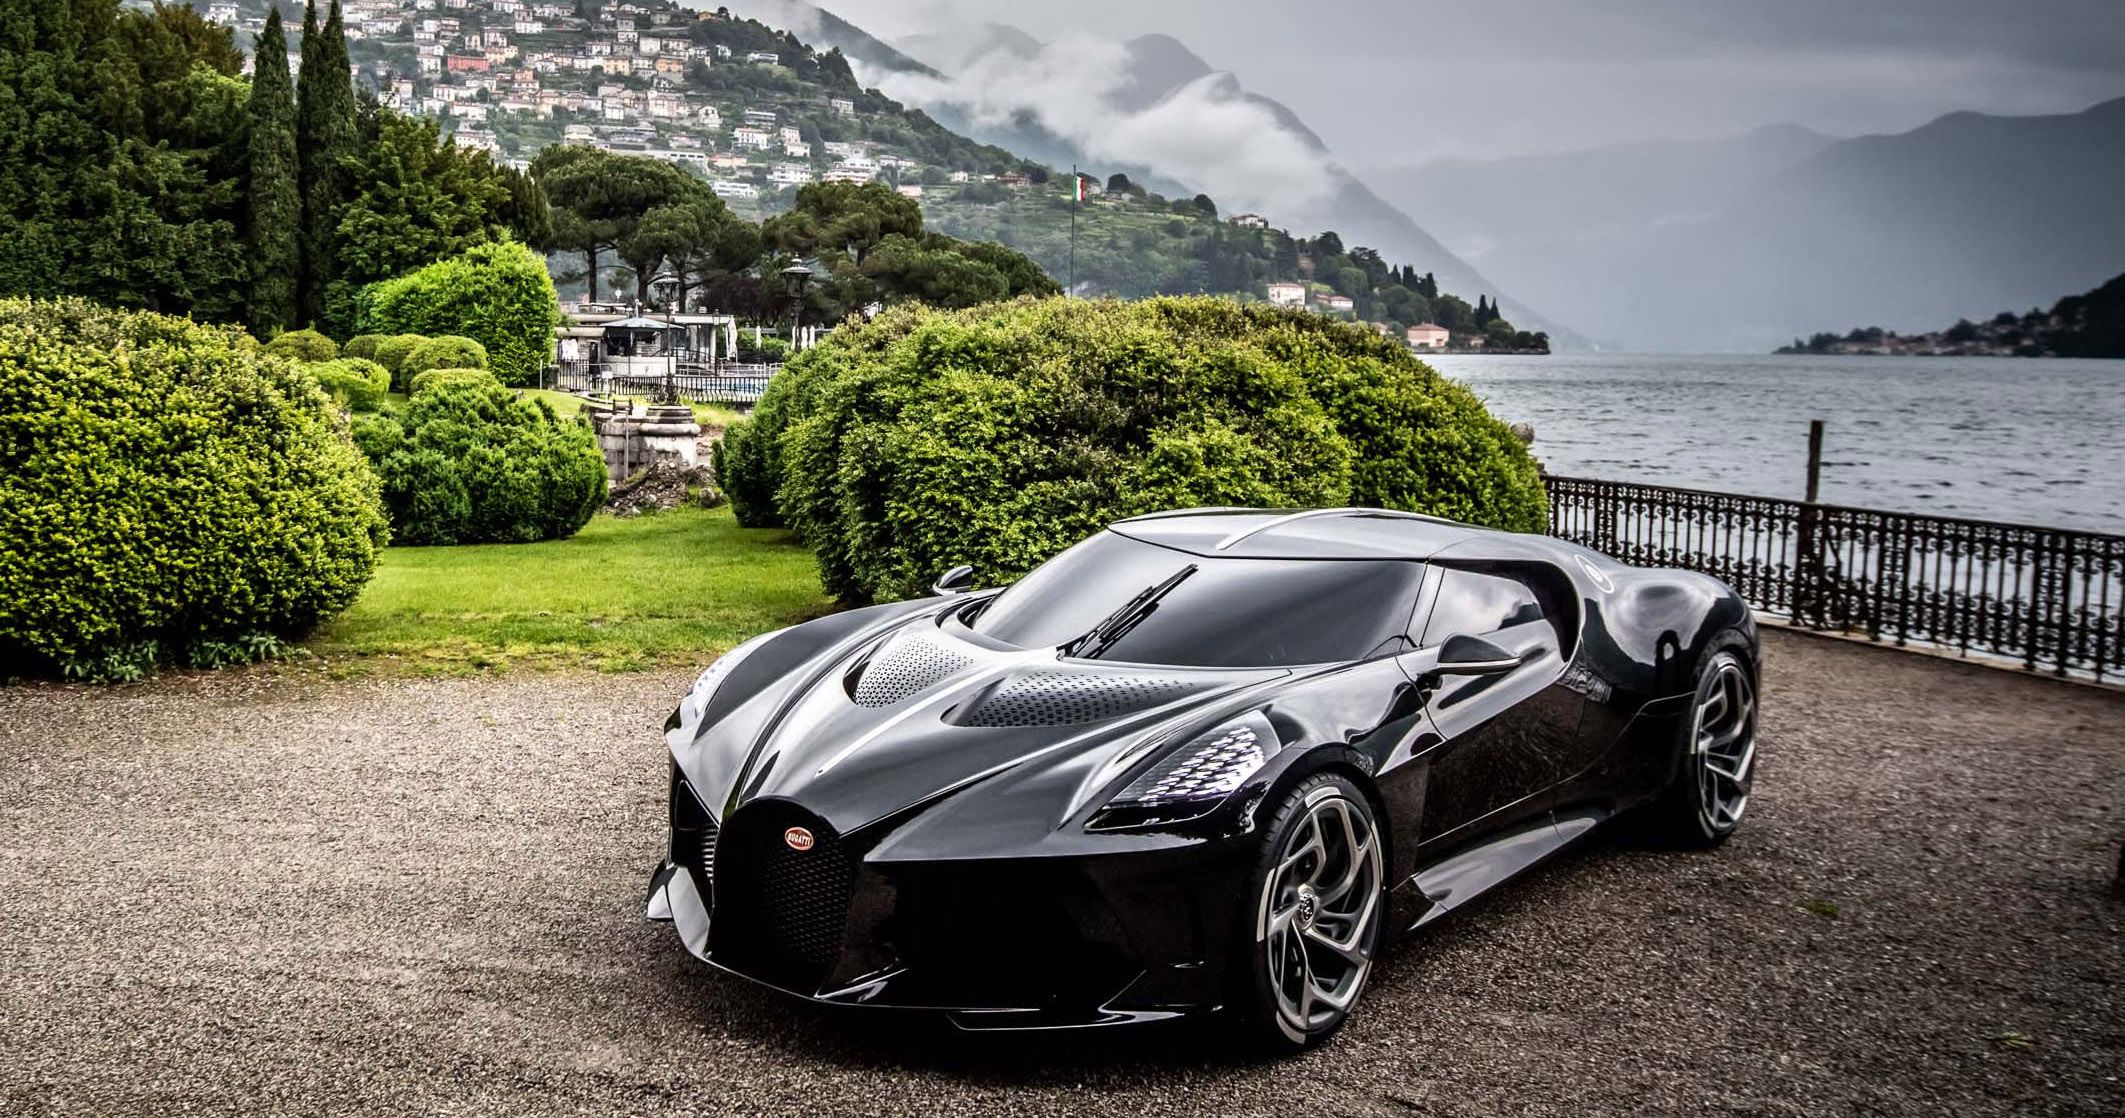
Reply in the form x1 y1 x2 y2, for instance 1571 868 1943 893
1400 566 1582 847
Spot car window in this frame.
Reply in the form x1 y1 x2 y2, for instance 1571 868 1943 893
967 531 1424 668
1420 569 1545 645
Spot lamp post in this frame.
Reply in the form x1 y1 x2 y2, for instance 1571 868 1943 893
650 268 680 405
781 262 813 357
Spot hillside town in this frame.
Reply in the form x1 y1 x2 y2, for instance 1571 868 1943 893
207 0 1018 205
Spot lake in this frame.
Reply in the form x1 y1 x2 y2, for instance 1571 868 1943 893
1430 353 2125 534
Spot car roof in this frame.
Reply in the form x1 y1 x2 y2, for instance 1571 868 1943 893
1107 507 1485 561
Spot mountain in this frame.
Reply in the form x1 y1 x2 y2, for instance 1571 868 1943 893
809 17 1585 345
1373 100 2125 351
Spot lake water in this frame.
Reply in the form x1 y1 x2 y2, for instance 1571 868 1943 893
1429 353 2125 534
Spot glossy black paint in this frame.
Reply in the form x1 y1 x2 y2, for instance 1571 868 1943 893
646 508 1759 1027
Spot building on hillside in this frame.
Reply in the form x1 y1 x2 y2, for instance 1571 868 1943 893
783 140 811 159
731 126 773 150
1230 213 1269 229
708 152 751 170
745 50 781 65
896 184 923 199
769 163 814 186
711 180 760 200
1320 293 1355 314
563 123 596 143
1266 281 1306 308
446 53 490 73
829 97 855 116
743 109 778 127
1405 323 1449 349
823 164 875 184
654 55 685 76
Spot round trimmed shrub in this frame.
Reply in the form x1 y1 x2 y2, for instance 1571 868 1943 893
311 357 391 412
724 296 1546 603
351 382 606 546
408 366 501 395
264 327 339 363
372 333 429 383
353 240 561 386
342 334 388 361
0 298 388 678
400 334 488 386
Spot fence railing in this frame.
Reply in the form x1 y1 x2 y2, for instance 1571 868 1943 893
1545 475 2125 683
546 360 779 405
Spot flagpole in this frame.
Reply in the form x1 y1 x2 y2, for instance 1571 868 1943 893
1068 164 1078 296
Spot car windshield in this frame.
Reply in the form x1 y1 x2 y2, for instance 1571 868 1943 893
965 531 1423 668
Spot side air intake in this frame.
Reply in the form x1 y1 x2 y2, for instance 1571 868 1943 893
951 671 1210 727
849 631 974 707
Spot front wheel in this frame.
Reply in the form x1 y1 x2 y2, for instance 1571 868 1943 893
1642 639 1759 847
1233 773 1386 1053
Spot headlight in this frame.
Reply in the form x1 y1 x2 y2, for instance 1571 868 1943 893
670 630 781 734
1091 711 1276 830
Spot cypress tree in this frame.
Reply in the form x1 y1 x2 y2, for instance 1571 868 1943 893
246 7 299 333
294 0 356 329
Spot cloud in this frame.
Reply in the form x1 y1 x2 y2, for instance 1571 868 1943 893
858 33 1340 218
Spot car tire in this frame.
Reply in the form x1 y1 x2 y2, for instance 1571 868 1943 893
1641 632 1759 848
1232 772 1387 1054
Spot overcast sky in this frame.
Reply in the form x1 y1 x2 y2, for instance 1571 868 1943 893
802 0 2125 166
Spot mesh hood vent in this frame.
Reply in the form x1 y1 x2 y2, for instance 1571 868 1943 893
850 630 975 708
953 670 1209 728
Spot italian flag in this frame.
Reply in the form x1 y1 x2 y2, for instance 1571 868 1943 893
1073 176 1086 203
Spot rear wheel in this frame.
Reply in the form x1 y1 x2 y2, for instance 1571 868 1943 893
1234 773 1385 1053
1643 639 1759 847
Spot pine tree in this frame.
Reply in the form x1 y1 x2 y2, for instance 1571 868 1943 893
245 7 299 332
294 0 356 329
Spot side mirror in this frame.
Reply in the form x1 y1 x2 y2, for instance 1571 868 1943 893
1434 633 1525 676
932 564 976 596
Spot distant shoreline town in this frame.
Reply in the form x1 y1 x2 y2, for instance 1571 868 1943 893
1776 270 2124 358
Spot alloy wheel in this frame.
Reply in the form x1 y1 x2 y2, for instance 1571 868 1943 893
1256 785 1383 1039
1693 655 1758 833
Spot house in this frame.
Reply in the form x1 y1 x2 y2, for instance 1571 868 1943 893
708 152 750 170
711 180 760 200
205 3 239 24
646 91 681 119
947 170 971 183
822 141 862 159
1320 294 1354 314
637 35 663 54
745 50 781 65
731 127 773 150
828 97 855 116
768 163 814 186
653 150 711 173
1405 323 1449 349
445 53 490 73
694 105 723 128
895 184 923 199
1229 213 1268 229
822 164 874 184
778 126 803 146
563 123 596 143
996 172 1030 187
782 140 811 159
743 109 778 127
654 55 685 76
1266 281 1306 308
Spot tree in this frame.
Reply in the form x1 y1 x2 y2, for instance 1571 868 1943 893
532 145 701 304
1106 172 1134 195
296 0 358 329
327 110 523 324
621 192 761 308
245 7 300 333
762 181 922 266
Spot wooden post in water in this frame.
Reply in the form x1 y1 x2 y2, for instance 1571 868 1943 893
1804 419 1824 503
1794 420 1826 626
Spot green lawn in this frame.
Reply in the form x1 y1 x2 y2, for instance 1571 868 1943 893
307 506 834 674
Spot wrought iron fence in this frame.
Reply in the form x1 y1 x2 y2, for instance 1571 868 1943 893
1546 475 2125 683
547 360 779 405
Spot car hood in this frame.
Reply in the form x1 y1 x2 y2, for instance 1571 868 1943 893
669 608 1286 851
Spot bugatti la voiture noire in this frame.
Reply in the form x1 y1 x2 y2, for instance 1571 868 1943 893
645 507 1760 1049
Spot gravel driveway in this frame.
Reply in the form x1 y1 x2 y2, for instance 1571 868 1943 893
2 630 2120 1117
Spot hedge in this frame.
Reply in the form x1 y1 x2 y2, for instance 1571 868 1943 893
351 381 606 546
354 240 560 387
397 335 488 392
342 334 388 361
264 327 338 363
311 357 391 412
0 298 388 679
408 366 500 395
724 296 1546 603
372 333 428 381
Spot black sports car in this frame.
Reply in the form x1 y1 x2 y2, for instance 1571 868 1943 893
646 507 1760 1049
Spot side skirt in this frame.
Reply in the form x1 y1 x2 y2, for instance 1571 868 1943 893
1403 811 1604 930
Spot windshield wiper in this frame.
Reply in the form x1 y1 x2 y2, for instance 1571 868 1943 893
1065 564 1198 660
